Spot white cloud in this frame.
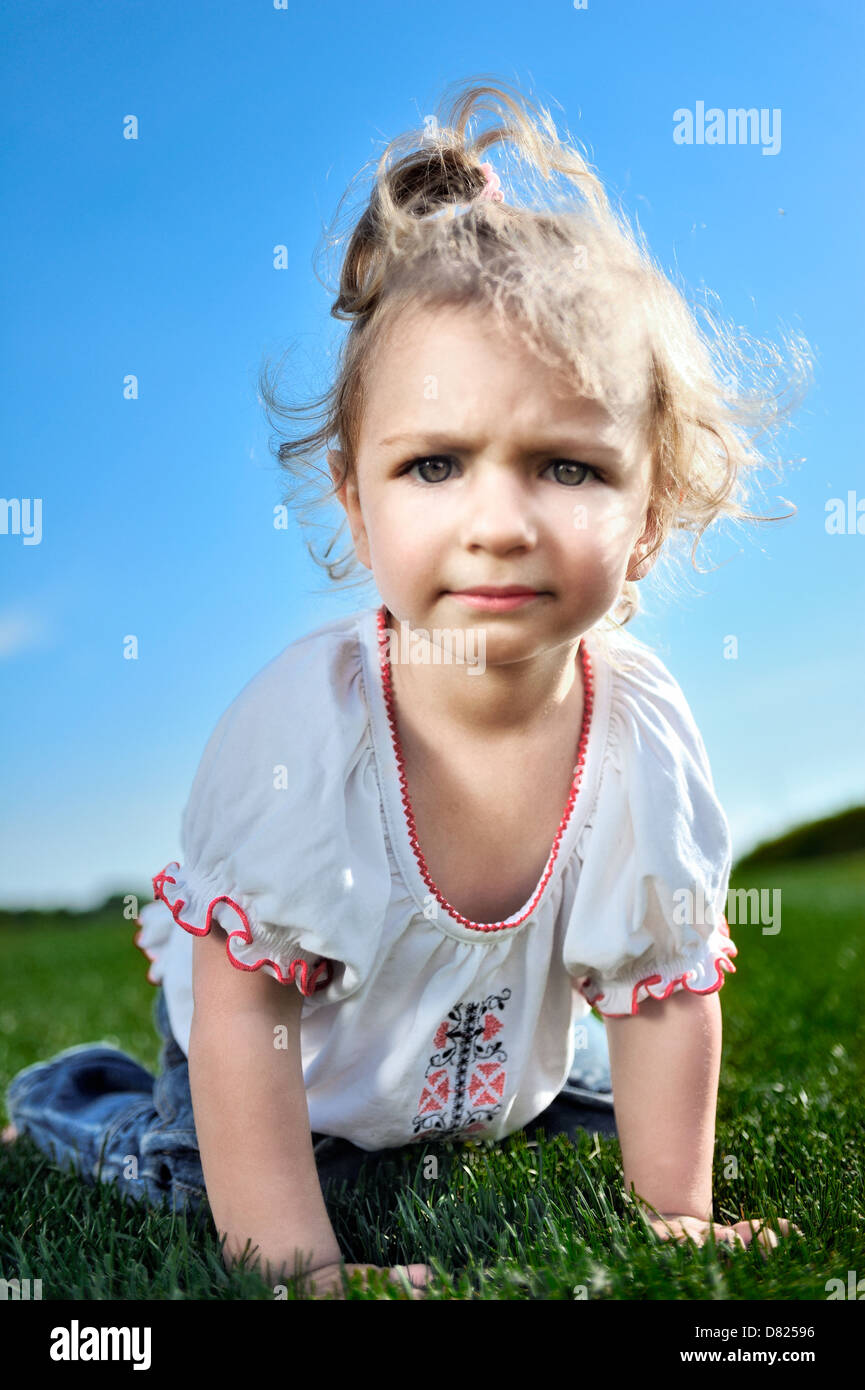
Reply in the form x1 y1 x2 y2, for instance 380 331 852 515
0 608 50 659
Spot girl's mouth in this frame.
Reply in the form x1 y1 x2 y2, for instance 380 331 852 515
448 591 544 612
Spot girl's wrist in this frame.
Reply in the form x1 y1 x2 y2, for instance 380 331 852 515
633 1200 714 1224
648 1211 713 1228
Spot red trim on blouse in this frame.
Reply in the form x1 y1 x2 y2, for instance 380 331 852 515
584 916 739 1017
376 604 596 933
134 862 334 997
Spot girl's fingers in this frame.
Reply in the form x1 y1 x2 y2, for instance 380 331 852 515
649 1217 747 1248
736 1220 779 1251
730 1218 803 1253
647 1214 802 1256
773 1218 804 1238
392 1263 433 1288
710 1223 748 1249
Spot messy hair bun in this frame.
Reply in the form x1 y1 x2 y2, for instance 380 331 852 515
330 80 609 321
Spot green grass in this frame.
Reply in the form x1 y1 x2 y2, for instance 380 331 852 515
1 852 863 1300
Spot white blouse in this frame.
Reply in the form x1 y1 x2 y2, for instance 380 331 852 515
135 603 737 1152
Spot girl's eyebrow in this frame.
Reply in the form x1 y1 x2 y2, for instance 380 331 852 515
378 430 628 463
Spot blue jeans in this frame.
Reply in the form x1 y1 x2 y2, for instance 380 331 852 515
6 988 616 1219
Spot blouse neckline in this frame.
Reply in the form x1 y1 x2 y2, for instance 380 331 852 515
360 603 612 943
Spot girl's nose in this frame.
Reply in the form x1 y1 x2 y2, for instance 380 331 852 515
459 467 538 550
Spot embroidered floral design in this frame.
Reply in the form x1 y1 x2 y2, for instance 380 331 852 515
412 988 512 1139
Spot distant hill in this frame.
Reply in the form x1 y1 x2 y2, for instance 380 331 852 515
732 804 865 873
0 892 151 931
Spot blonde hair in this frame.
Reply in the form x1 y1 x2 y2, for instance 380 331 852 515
259 76 813 675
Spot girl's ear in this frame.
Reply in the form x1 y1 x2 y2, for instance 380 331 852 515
328 447 356 515
626 508 661 583
327 448 372 570
328 448 346 494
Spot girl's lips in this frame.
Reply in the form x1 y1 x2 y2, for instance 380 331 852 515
448 591 543 611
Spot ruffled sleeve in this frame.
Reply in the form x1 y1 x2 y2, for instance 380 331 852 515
563 637 737 1017
134 617 393 1011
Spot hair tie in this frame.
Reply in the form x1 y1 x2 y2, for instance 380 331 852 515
478 160 505 203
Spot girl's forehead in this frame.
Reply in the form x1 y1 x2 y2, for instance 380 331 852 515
361 311 653 450
377 297 649 387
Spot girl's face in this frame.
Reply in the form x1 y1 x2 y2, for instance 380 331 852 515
330 303 658 661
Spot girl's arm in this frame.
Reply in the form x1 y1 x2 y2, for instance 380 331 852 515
605 986 720 1224
188 922 343 1286
605 988 801 1252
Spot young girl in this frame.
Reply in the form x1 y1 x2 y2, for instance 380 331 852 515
4 78 807 1298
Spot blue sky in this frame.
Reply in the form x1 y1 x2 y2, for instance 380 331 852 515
1 0 862 909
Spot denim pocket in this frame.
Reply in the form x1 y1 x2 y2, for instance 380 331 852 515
138 1124 206 1210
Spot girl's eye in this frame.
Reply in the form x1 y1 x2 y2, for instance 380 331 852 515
544 459 601 486
401 456 602 485
403 456 454 484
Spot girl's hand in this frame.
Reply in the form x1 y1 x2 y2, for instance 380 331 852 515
300 1260 433 1300
645 1213 803 1256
